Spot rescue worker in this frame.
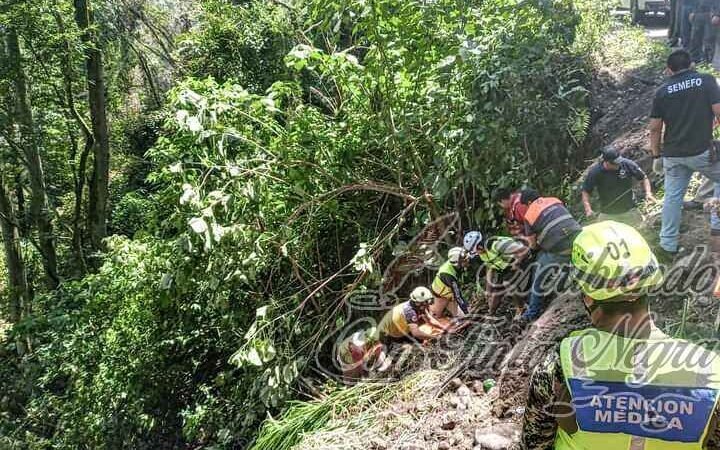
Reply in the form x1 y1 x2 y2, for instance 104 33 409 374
581 146 655 225
521 220 720 449
463 230 531 317
648 49 720 259
430 247 470 319
376 286 445 343
335 327 388 381
493 188 529 237
520 189 581 322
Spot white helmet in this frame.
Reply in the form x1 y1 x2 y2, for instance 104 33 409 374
350 327 378 348
350 331 366 348
447 246 466 265
463 231 483 256
410 286 434 306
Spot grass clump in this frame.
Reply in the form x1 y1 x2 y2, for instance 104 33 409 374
600 24 666 71
250 382 395 450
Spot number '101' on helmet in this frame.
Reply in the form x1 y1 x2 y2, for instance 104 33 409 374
571 221 664 301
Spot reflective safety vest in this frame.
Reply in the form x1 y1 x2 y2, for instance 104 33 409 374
377 302 411 339
525 197 581 253
556 328 720 450
431 261 457 300
479 237 519 271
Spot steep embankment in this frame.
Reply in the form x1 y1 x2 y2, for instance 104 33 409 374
280 23 720 450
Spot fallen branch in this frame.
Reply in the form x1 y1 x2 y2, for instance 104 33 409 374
289 181 418 223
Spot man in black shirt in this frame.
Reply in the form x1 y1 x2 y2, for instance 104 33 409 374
648 49 720 257
581 146 655 226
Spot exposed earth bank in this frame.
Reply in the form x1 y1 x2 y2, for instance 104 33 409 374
295 23 720 450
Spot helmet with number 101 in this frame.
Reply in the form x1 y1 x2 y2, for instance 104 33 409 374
571 221 663 301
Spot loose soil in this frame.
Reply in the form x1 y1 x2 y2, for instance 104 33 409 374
296 24 720 450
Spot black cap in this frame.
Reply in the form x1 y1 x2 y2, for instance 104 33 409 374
601 146 621 164
520 188 540 205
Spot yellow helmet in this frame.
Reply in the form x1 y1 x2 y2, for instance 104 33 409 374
571 221 663 301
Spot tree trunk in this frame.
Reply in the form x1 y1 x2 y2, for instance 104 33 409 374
74 0 110 252
55 12 91 275
0 175 30 356
5 29 60 289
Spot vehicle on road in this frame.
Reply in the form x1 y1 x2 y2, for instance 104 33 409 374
617 0 670 24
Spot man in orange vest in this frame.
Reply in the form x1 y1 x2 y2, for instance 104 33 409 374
519 189 581 322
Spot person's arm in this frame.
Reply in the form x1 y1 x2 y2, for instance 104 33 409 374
581 190 594 217
520 351 563 450
424 312 451 330
642 177 657 202
408 322 437 340
509 244 530 270
449 277 469 314
707 75 720 119
525 233 538 249
648 118 664 157
629 161 656 202
523 221 538 249
580 170 596 218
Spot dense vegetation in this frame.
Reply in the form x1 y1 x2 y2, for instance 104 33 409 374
0 0 612 447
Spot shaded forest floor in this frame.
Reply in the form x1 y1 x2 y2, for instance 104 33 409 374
291 22 720 450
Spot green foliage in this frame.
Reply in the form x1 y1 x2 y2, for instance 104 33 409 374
600 23 667 70
0 0 617 448
177 0 295 91
252 382 394 450
111 191 157 236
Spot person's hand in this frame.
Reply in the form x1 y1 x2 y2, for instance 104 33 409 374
653 157 664 175
584 207 595 218
645 193 658 203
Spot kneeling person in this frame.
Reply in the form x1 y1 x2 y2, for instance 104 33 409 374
377 287 445 343
464 231 531 317
336 327 387 381
430 247 470 319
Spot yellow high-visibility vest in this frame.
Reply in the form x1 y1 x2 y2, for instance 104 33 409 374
431 261 457 300
377 302 411 339
556 328 720 450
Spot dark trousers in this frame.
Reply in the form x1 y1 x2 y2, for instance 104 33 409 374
690 12 718 62
669 0 680 39
681 4 696 47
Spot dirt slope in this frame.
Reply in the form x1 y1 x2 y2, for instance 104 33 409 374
296 25 720 450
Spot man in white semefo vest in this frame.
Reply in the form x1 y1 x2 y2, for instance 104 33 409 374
521 220 720 449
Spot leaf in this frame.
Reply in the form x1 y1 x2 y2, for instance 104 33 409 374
256 306 268 318
186 116 202 133
160 273 173 290
246 347 263 367
189 217 208 234
180 185 197 205
262 344 276 363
